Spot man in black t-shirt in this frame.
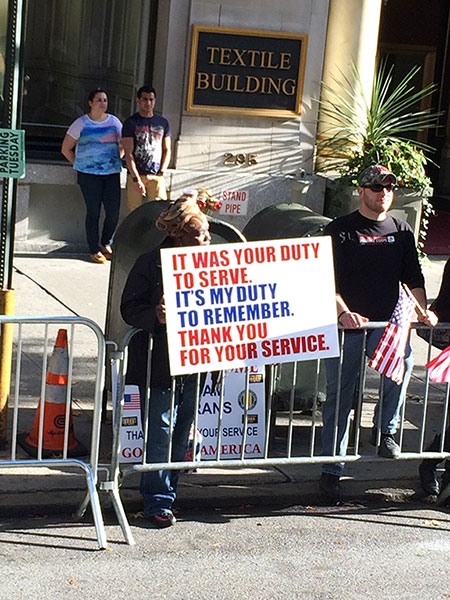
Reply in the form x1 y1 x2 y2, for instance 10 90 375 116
122 85 171 212
320 164 437 501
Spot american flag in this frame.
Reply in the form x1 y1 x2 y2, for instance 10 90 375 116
124 392 141 410
368 288 417 384
426 345 450 383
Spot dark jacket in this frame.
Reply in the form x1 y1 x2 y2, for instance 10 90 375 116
120 238 174 389
433 257 450 321
121 237 220 391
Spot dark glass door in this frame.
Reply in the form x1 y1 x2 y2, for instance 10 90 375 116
23 0 156 159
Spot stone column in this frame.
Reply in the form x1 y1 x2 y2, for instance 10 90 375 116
316 0 383 170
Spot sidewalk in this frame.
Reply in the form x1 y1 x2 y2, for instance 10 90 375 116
0 252 448 518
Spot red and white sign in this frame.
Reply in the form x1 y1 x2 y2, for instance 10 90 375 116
219 189 248 216
160 237 339 376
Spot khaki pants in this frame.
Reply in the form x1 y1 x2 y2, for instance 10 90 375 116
127 174 167 212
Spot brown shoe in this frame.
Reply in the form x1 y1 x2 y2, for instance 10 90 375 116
102 245 113 259
90 252 107 264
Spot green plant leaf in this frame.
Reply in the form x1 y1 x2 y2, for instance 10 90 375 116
315 58 442 193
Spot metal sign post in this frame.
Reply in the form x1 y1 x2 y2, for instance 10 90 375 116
0 0 26 448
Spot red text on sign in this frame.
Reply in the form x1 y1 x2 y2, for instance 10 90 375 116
178 326 233 346
261 334 328 357
180 347 211 366
280 242 320 260
198 267 249 287
122 447 143 459
236 322 267 340
172 253 187 270
223 191 247 202
225 204 241 213
215 343 258 361
191 249 230 269
234 246 276 264
174 271 194 289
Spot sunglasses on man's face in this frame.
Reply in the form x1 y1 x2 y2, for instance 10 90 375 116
363 183 396 193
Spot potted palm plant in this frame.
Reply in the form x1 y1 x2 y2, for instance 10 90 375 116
315 60 441 249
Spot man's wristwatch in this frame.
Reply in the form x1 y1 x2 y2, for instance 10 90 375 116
338 310 348 324
132 176 139 183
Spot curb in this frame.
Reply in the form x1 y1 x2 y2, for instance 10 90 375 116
0 475 431 520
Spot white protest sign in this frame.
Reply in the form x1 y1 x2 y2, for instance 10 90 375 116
119 385 144 463
110 362 144 463
160 237 339 376
199 367 266 460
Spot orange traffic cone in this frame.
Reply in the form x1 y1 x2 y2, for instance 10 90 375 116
18 329 86 458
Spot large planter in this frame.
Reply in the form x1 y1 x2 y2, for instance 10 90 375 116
324 179 430 243
243 202 331 241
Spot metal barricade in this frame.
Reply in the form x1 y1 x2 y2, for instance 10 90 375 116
0 316 107 549
103 322 450 545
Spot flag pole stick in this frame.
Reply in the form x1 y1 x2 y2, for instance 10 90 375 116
401 284 427 318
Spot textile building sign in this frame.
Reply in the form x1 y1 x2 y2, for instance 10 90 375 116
186 26 308 117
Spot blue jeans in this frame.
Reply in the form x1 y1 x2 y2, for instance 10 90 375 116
77 171 120 254
140 376 197 516
321 328 414 476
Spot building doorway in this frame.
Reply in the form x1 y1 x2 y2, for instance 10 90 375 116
22 0 157 159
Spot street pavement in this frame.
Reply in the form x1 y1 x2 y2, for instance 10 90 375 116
1 505 450 599
0 252 449 529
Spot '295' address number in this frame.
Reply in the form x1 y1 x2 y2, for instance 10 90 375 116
223 152 258 166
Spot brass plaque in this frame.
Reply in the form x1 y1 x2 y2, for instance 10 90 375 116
186 26 308 118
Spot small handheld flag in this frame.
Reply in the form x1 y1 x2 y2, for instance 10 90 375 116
368 288 416 384
426 345 450 383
